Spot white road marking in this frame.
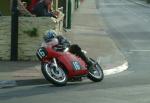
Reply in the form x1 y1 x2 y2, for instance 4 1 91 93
103 62 128 76
130 50 150 52
100 3 133 6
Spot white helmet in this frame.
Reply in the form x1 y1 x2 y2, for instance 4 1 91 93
43 30 57 43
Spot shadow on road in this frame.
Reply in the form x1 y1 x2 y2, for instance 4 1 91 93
0 81 95 101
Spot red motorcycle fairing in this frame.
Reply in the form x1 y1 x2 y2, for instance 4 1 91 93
57 52 89 78
42 47 89 78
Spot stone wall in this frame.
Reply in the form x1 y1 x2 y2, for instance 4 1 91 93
0 16 11 60
0 14 64 61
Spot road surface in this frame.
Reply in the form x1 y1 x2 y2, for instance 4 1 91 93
1 0 150 103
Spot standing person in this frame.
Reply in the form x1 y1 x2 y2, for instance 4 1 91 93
27 0 39 12
17 0 33 16
32 0 57 18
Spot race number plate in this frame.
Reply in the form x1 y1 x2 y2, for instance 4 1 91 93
37 47 47 60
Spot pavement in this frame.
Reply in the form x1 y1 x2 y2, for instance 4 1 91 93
0 0 128 88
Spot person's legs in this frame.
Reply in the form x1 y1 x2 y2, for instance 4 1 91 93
69 44 92 67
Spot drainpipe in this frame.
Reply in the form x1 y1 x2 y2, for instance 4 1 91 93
67 0 71 29
11 0 19 61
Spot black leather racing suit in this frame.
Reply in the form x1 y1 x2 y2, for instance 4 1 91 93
56 35 91 67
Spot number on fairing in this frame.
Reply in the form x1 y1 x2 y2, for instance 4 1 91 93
73 61 81 70
37 48 46 59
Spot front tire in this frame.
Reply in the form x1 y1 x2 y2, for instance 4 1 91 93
41 63 68 86
87 59 104 82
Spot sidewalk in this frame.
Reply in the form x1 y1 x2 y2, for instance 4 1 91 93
0 0 128 88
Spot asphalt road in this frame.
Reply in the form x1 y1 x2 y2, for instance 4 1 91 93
99 0 150 83
1 0 150 103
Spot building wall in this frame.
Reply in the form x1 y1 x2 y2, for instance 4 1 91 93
0 14 64 61
0 16 11 60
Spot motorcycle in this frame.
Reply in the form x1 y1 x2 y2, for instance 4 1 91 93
36 42 104 86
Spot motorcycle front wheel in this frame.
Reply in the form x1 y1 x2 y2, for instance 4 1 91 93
41 63 68 86
87 59 104 82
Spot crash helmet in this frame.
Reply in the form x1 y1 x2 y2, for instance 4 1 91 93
43 30 57 43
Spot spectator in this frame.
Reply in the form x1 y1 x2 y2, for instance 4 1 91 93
32 0 57 18
27 0 39 12
17 0 33 16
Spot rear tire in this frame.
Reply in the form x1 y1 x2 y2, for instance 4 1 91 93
87 59 104 82
41 63 68 86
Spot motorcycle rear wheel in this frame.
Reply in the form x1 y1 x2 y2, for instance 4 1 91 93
41 63 68 86
87 59 104 82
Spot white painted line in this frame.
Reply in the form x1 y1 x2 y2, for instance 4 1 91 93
130 50 150 52
36 59 128 76
103 62 128 76
101 3 133 6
